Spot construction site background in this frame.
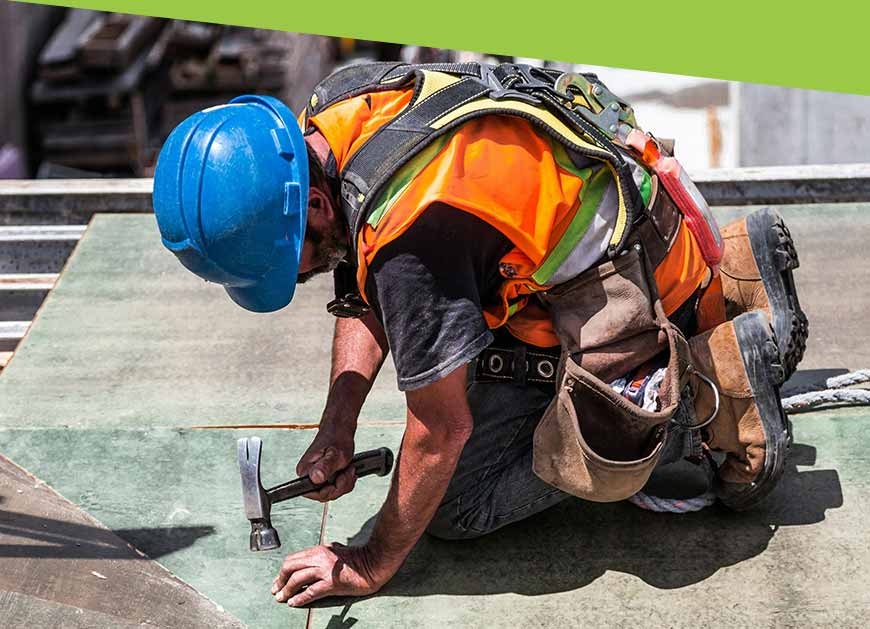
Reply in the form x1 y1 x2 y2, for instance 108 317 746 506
3 2 870 181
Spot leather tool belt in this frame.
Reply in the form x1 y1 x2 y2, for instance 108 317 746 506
475 344 561 386
531 178 693 504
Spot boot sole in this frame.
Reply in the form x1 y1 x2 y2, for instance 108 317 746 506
719 311 790 510
746 208 809 383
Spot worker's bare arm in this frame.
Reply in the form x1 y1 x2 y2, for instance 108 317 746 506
273 365 473 605
295 311 389 501
322 311 390 427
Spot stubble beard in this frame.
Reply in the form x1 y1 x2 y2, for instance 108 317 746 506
296 224 349 285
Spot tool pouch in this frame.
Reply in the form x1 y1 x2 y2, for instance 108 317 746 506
533 236 691 502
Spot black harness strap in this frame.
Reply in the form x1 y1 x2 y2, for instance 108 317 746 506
339 77 491 238
306 61 648 288
307 62 484 120
308 62 406 118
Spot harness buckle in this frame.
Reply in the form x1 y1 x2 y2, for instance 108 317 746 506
326 294 371 318
553 72 637 141
327 261 371 318
482 63 553 106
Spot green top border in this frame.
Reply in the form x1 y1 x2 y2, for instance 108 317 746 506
17 0 870 96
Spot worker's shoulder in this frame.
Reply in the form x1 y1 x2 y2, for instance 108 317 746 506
369 203 511 269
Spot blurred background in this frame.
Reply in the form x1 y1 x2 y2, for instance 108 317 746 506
1 2 869 180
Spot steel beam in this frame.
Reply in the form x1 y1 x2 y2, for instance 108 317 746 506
2 165 870 221
693 163 870 206
0 321 29 351
0 179 152 224
0 226 85 273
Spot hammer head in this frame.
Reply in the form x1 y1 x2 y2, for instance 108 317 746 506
238 437 281 551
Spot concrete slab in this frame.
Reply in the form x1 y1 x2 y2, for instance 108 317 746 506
306 205 870 625
311 416 861 628
0 453 244 628
1 203 868 628
0 428 325 628
0 214 404 428
714 204 870 379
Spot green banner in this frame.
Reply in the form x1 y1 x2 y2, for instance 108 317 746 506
16 0 870 95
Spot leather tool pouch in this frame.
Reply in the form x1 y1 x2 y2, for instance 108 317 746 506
533 189 691 502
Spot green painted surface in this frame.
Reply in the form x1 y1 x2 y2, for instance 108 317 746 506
2 205 869 626
0 428 325 628
306 206 870 626
0 214 405 428
313 414 866 627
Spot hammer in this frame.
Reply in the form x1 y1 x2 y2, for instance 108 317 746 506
238 436 394 551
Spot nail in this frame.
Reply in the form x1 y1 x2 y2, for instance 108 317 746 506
275 593 284 602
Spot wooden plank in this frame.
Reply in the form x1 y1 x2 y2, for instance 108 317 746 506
37 9 100 82
0 225 85 240
2 429 320 628
0 454 244 628
79 14 165 69
0 273 57 290
0 321 29 340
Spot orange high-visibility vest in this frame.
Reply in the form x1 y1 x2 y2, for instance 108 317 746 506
306 86 708 347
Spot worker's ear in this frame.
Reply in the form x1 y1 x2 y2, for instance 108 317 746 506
307 185 336 221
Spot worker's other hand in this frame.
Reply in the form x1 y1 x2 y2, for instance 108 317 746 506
271 542 386 606
296 428 356 502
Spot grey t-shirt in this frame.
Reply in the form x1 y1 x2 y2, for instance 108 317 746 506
365 203 514 391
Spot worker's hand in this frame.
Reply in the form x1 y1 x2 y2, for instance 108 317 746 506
296 428 357 502
271 542 389 606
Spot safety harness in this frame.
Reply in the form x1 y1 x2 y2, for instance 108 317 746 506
303 61 655 317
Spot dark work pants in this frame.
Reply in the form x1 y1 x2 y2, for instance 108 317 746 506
425 380 568 540
424 377 702 540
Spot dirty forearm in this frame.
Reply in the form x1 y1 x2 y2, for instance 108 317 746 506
321 311 389 431
363 366 473 581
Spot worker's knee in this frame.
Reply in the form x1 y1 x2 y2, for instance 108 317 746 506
425 498 494 541
425 516 487 541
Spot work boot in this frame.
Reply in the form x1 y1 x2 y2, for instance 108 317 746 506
689 311 790 510
719 208 808 381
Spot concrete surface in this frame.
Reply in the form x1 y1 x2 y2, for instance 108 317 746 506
1 206 869 627
715 204 870 376
0 214 405 428
735 84 870 167
310 414 859 628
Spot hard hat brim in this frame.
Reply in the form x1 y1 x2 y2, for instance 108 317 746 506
224 245 301 313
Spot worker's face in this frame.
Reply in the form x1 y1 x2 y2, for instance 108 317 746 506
297 185 347 284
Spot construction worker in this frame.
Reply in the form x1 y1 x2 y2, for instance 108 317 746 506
152 62 807 606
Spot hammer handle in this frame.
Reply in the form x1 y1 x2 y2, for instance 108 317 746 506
266 447 394 504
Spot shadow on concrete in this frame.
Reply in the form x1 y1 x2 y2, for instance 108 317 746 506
783 368 850 396
316 441 841 612
0 507 215 560
322 605 358 629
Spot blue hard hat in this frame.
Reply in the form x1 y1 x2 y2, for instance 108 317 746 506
152 95 309 312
